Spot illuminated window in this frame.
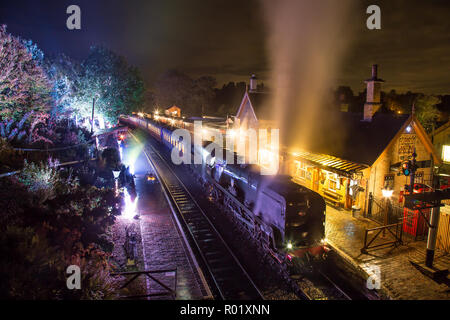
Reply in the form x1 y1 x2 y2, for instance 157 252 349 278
349 180 357 196
295 161 307 180
443 145 450 163
327 172 340 191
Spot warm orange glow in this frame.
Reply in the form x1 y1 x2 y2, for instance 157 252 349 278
443 145 450 163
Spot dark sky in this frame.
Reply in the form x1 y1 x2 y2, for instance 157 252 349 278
1 0 449 94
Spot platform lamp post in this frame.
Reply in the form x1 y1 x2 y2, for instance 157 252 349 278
382 187 394 236
113 169 121 196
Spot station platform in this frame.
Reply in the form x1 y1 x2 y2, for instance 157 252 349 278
121 140 212 300
325 206 450 300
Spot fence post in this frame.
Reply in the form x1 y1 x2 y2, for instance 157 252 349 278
367 192 373 218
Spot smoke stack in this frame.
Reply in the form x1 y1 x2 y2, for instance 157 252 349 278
372 64 378 79
249 74 257 92
363 64 384 121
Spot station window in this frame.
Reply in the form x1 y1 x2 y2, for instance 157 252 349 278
384 174 395 189
349 179 357 196
442 145 450 163
327 172 340 191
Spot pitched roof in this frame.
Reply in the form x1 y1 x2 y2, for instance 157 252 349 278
306 112 410 165
236 91 272 121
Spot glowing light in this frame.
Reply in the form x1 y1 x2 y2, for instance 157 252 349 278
443 145 450 163
320 238 328 245
121 141 143 176
406 126 412 133
286 242 293 250
122 188 138 220
170 119 175 125
227 129 235 137
154 109 159 115
138 112 144 117
97 114 106 130
382 189 393 198
118 145 123 161
292 152 299 157
112 170 121 179
128 163 135 175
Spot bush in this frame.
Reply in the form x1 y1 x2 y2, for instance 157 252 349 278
0 161 123 299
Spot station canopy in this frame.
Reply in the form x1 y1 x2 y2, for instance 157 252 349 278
292 149 369 178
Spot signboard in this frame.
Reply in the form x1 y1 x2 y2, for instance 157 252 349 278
398 134 416 161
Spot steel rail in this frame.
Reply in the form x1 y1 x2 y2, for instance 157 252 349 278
133 131 264 300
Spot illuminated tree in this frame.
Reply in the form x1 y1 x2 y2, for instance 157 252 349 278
0 25 51 119
75 46 145 124
44 53 82 118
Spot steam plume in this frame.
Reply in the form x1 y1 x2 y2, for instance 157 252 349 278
260 0 356 152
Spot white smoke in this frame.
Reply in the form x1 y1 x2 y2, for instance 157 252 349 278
260 0 356 151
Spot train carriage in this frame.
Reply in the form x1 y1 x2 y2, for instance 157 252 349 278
121 115 328 267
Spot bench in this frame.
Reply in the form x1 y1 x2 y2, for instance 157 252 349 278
323 189 343 207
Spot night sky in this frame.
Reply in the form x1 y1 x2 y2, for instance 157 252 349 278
1 0 449 94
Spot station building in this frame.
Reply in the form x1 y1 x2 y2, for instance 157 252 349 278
233 66 440 217
432 120 450 171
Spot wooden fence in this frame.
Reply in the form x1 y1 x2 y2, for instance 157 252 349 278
436 210 450 252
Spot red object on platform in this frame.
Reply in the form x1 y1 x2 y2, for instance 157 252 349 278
403 207 429 237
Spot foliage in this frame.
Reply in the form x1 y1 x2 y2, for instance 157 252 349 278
43 54 82 118
16 158 78 205
22 39 44 65
212 81 247 116
0 111 32 142
0 162 123 299
101 147 121 170
75 46 145 123
414 94 441 132
155 70 217 116
0 25 51 119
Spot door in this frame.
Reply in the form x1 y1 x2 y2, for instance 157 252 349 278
312 169 319 192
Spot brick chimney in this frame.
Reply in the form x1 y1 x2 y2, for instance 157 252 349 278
363 64 384 121
249 74 257 92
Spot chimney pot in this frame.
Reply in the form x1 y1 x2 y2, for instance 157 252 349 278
249 74 257 92
372 64 378 79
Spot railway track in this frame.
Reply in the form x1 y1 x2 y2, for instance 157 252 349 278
125 120 369 301
132 132 264 300
294 271 352 300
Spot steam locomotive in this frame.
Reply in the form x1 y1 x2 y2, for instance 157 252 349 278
120 115 328 267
